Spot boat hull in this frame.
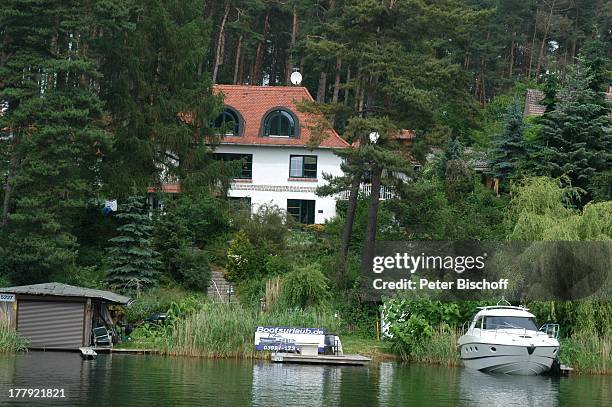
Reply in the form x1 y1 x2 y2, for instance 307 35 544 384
460 344 556 375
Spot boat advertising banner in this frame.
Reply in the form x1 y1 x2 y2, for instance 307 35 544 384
254 326 326 352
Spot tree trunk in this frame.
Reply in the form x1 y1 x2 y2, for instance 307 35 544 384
212 3 231 84
332 56 342 103
343 66 351 104
366 75 378 110
1 150 18 228
238 53 245 84
358 77 366 115
528 11 538 78
536 0 557 76
353 69 362 111
361 166 382 274
285 7 298 84
508 39 515 78
316 71 327 103
253 13 269 85
232 35 242 84
338 174 361 286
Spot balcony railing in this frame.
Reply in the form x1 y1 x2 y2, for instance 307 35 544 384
338 184 395 200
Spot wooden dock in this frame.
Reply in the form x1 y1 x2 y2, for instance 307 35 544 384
544 359 574 377
92 347 160 355
271 353 371 366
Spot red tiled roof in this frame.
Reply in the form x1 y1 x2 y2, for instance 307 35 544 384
147 183 180 194
395 129 415 140
213 85 349 148
351 129 415 148
524 88 612 118
524 89 546 117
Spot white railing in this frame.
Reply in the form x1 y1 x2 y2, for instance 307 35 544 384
211 280 224 302
338 184 395 200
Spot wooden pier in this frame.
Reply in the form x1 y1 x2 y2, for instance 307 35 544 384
544 359 574 377
92 347 160 355
271 353 371 366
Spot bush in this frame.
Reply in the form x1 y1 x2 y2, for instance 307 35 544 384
172 192 231 247
264 254 292 275
236 278 266 308
280 264 330 309
237 204 293 252
124 287 204 322
176 248 211 292
225 230 266 282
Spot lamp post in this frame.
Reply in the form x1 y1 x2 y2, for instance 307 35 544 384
227 285 234 303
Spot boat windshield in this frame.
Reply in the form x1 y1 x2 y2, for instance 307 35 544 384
483 316 538 331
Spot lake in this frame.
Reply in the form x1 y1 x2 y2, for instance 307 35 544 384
0 352 609 406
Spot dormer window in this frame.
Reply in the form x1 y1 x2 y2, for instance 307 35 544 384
263 109 297 138
213 108 241 136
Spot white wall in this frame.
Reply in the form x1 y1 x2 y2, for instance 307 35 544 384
215 144 343 223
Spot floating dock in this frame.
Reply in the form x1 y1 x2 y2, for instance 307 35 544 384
542 359 574 377
79 347 97 360
271 353 371 366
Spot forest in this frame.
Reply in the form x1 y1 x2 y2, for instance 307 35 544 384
0 1 610 370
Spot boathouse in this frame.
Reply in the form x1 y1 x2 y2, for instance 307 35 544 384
0 282 131 350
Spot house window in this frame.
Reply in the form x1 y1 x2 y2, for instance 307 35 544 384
213 153 252 179
289 155 317 179
213 108 240 136
287 199 315 224
263 109 296 137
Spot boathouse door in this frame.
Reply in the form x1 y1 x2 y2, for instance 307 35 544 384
17 300 85 349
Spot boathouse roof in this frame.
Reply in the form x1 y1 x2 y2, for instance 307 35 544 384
0 282 131 305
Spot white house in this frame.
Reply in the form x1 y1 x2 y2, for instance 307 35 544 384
212 85 349 224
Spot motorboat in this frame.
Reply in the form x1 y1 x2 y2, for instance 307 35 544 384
458 305 560 375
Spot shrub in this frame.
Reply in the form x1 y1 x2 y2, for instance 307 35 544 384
170 192 231 247
237 204 293 252
236 278 266 308
124 287 203 322
264 254 292 275
280 264 330 309
176 248 211 292
225 230 266 282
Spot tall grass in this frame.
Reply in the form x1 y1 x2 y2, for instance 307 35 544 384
163 303 342 358
560 333 611 375
0 319 28 353
408 326 461 366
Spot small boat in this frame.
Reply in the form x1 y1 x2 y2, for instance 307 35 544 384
458 304 560 375
79 347 98 360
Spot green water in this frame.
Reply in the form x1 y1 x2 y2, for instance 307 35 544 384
0 352 609 406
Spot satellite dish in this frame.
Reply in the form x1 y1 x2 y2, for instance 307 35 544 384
369 132 380 144
290 71 303 86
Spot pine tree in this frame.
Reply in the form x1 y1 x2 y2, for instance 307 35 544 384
106 195 160 292
537 57 611 201
488 100 528 186
97 0 222 197
0 0 112 283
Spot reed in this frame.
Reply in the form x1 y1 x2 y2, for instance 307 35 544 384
0 319 28 353
409 325 461 366
560 333 611 375
163 303 342 358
